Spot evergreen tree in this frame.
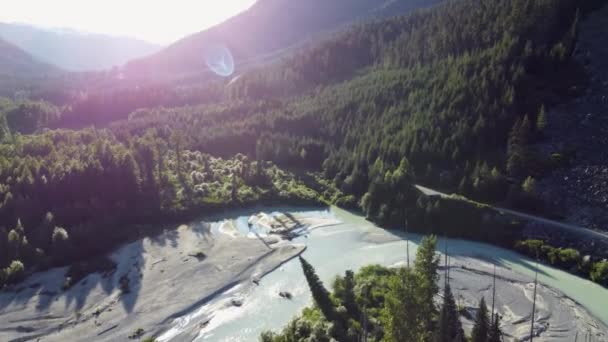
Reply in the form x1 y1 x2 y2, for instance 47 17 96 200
333 270 360 319
415 235 440 332
471 297 490 342
171 131 183 180
536 105 547 132
382 267 424 342
436 283 464 342
231 173 238 202
522 176 537 195
488 313 502 342
299 257 338 323
51 227 70 263
507 118 528 177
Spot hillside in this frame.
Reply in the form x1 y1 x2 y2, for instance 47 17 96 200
537 3 608 229
0 37 57 77
124 0 442 80
0 23 161 71
0 37 61 96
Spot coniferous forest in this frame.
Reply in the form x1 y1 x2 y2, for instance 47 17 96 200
2 0 608 292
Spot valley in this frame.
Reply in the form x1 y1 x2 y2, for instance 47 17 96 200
1 0 608 341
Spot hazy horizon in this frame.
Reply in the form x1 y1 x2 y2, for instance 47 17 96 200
0 0 257 44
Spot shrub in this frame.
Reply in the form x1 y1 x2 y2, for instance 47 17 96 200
515 240 545 257
590 261 608 286
557 248 581 268
335 195 357 209
128 328 145 339
3 260 25 285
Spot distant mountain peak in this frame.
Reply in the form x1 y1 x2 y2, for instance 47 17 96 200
0 22 162 71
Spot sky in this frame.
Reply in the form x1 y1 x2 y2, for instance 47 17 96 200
0 0 257 44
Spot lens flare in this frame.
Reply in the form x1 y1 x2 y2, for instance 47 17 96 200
205 45 235 77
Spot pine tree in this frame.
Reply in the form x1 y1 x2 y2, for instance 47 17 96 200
506 117 530 177
436 283 464 342
522 176 536 194
415 235 440 332
231 173 238 202
471 297 490 342
536 105 547 132
299 256 337 322
488 313 502 342
334 270 359 319
382 267 424 342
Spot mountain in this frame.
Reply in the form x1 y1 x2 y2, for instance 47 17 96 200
0 23 162 71
0 37 55 76
125 0 442 79
0 36 60 94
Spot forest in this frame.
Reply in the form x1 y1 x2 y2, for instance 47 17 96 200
2 0 608 288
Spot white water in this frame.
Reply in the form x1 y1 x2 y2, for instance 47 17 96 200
160 207 608 341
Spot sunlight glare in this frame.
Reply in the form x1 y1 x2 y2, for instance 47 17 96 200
0 0 257 44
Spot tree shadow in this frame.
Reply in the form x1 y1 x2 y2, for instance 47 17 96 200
378 229 555 279
113 239 145 314
54 239 146 314
149 226 180 249
0 204 330 337
0 265 68 314
190 221 213 242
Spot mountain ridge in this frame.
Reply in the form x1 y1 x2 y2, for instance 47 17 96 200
0 22 162 71
125 0 442 80
0 36 58 78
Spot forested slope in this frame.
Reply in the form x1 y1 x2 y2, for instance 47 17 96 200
125 0 442 79
122 0 584 223
1 0 599 287
0 38 60 97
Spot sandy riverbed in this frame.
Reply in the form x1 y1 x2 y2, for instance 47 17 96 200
365 232 608 341
0 214 311 342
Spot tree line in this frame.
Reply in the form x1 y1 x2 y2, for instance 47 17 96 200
261 236 503 342
0 127 325 288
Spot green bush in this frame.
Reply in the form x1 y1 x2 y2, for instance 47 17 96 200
515 240 545 256
3 260 25 285
335 195 357 209
557 248 581 268
590 261 608 286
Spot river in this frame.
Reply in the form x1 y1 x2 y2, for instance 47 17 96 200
158 207 608 341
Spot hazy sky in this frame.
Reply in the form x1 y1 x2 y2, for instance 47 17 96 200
0 0 257 44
